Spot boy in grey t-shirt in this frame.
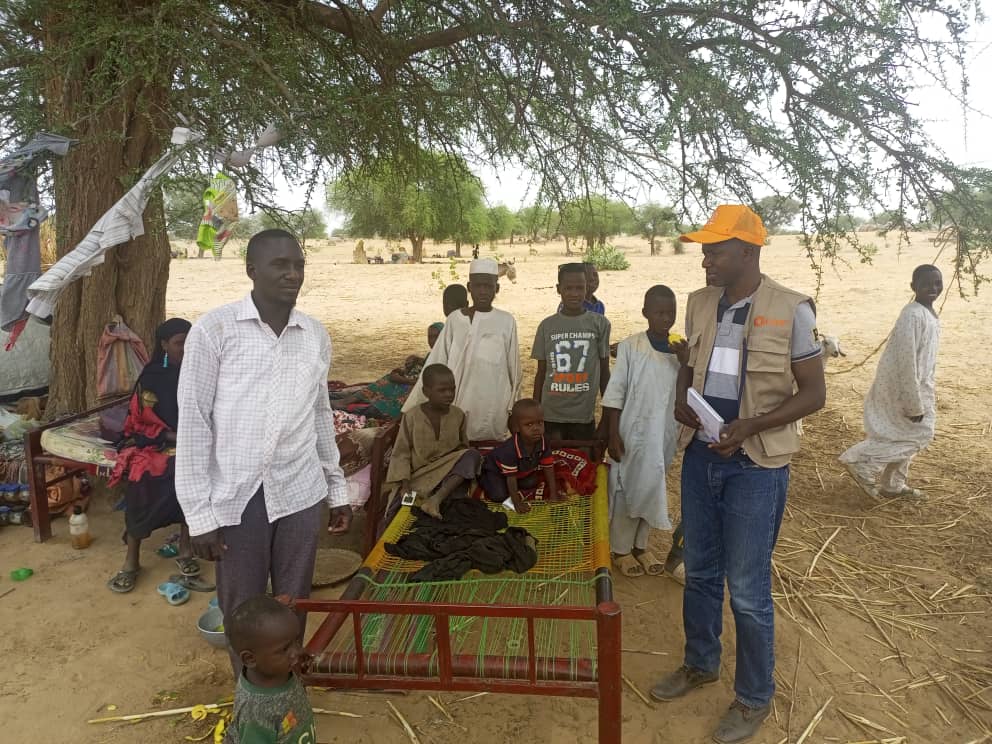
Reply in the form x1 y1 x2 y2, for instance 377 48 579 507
532 263 611 441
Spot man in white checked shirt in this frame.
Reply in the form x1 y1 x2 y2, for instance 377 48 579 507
176 229 351 677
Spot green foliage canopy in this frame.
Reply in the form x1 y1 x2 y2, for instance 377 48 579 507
1 0 990 289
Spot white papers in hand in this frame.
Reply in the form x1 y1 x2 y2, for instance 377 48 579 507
687 387 725 443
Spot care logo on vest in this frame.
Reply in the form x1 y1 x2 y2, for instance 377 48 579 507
753 315 787 328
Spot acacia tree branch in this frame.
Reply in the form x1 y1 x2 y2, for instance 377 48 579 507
369 0 395 24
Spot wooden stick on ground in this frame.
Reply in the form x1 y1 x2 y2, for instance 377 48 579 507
806 527 842 578
622 673 654 707
386 700 422 744
427 696 455 725
788 638 802 742
795 696 833 744
88 701 233 724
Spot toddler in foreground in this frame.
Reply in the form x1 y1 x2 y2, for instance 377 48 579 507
225 595 315 744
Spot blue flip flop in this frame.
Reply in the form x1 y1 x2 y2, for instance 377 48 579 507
157 581 190 606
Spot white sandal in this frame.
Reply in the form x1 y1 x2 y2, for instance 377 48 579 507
879 485 926 500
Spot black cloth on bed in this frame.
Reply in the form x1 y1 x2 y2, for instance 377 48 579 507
384 497 538 581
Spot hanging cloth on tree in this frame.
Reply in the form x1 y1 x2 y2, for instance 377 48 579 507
96 318 150 400
195 172 239 260
0 132 75 336
25 127 203 320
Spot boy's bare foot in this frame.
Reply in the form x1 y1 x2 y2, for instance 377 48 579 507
421 493 444 519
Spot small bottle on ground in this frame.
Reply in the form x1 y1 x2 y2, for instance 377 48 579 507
68 505 91 549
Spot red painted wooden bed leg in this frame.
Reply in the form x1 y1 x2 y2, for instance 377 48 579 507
596 600 622 744
25 430 51 542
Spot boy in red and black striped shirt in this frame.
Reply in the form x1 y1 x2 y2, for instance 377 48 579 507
479 399 561 514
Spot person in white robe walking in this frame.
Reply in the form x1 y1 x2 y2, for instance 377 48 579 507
840 264 943 500
403 258 521 441
603 285 685 579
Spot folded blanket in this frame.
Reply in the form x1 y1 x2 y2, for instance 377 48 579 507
385 498 538 582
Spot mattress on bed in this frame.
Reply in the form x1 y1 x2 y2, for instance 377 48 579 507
39 414 117 469
39 414 388 492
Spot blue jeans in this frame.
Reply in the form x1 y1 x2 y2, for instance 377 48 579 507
680 443 789 708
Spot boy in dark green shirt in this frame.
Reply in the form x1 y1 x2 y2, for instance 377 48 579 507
225 596 316 744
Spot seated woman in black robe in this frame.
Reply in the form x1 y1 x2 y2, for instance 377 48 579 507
106 318 205 593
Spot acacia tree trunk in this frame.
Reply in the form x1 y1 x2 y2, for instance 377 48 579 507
454 238 462 257
410 235 425 262
650 234 659 255
43 7 173 416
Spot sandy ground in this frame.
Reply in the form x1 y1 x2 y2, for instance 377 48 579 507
2 232 991 743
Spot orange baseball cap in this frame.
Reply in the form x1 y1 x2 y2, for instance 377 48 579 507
679 204 767 247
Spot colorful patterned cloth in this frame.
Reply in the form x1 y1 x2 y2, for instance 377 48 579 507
196 172 238 259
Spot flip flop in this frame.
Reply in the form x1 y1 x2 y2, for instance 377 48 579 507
175 557 202 577
107 569 139 594
157 581 190 606
667 562 686 585
635 549 666 576
169 574 216 593
613 553 645 578
156 542 179 558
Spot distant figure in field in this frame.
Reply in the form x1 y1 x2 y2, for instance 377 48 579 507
840 265 942 500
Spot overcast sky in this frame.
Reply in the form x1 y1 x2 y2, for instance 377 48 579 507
278 19 992 223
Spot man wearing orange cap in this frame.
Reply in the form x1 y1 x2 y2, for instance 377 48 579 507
650 205 825 743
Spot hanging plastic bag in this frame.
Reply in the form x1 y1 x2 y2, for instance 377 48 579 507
196 173 239 260
96 317 148 399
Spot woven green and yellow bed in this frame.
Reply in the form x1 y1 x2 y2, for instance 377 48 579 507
298 464 623 743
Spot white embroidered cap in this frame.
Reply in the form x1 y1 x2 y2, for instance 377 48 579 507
468 258 499 275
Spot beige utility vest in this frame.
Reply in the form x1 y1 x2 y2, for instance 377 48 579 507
678 275 810 468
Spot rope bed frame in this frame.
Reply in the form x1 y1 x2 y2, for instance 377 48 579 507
298 459 623 744
25 403 398 554
24 396 127 543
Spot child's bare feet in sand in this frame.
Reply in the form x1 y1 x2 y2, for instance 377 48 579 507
421 493 444 519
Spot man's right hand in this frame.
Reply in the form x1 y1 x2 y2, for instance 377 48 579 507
191 529 227 561
674 398 702 430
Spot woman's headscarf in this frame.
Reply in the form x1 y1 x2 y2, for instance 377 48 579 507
150 317 192 363
135 318 191 431
429 321 445 335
